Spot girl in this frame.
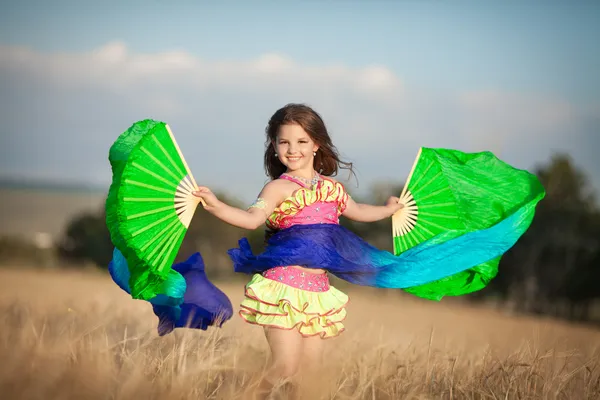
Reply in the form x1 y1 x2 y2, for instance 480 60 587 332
192 103 404 389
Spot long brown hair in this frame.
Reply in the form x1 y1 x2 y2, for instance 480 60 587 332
263 103 355 181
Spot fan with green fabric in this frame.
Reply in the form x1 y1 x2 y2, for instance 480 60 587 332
392 147 463 255
105 119 204 300
392 147 545 299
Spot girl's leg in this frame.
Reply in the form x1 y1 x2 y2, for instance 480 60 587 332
295 335 328 399
264 326 304 378
301 334 325 368
252 327 303 399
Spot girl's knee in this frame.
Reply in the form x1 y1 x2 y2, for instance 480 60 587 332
272 359 299 379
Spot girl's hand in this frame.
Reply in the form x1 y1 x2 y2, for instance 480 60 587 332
385 196 404 216
192 187 221 211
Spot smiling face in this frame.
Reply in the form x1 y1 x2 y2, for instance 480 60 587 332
273 123 319 174
264 103 353 181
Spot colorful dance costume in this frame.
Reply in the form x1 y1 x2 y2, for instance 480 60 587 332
238 174 350 338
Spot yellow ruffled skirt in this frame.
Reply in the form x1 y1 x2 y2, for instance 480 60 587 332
239 271 348 338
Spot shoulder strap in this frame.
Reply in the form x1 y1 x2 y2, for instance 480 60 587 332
279 174 309 188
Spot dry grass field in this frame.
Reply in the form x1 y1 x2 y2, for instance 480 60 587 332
1 267 599 400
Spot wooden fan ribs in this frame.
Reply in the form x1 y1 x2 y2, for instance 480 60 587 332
140 218 181 252
125 180 173 194
152 230 183 271
166 125 200 191
131 162 178 189
392 148 464 255
151 135 185 177
140 146 181 183
113 122 202 275
130 212 177 237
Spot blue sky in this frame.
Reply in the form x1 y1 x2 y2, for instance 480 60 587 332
1 1 599 202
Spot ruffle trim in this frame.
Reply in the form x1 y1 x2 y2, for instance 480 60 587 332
239 273 349 338
266 177 349 229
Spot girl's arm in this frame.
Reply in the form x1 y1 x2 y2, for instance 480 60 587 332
193 182 283 230
342 195 404 223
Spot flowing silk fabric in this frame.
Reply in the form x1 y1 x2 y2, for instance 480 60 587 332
388 148 546 298
229 190 541 301
109 248 233 335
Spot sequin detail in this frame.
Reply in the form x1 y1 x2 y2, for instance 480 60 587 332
248 197 267 210
263 266 330 292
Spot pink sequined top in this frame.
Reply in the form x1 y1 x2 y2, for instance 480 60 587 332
265 174 349 230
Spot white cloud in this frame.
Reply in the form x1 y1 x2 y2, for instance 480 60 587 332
0 42 597 203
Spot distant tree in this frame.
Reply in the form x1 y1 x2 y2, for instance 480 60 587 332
483 154 600 320
57 209 113 267
561 210 600 321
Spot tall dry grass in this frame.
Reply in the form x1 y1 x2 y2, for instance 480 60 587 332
1 267 599 399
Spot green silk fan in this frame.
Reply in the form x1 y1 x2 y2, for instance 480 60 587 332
392 147 463 255
391 147 545 299
105 119 204 300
